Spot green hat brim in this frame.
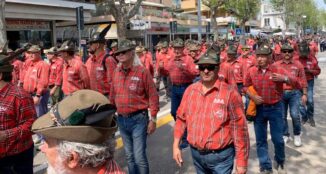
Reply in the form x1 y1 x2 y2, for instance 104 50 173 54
196 59 219 65
113 46 135 55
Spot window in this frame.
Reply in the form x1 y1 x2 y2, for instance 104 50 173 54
264 18 270 27
264 5 269 14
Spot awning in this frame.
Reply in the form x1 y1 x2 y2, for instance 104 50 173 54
104 24 118 39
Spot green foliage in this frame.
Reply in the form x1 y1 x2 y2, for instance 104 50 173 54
225 0 260 24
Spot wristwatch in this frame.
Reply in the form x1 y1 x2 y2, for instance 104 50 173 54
150 117 157 123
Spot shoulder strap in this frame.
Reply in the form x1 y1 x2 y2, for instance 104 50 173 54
102 54 110 72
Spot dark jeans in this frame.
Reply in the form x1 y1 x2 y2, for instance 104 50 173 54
299 79 314 121
162 76 171 97
171 84 190 148
190 145 235 174
117 112 149 174
0 146 34 174
254 101 285 171
283 90 301 136
237 83 243 95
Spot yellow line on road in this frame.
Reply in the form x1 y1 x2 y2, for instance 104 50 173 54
115 114 174 149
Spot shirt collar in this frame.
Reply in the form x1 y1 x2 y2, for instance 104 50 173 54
280 59 293 64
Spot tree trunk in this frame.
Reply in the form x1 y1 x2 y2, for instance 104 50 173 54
0 0 7 49
116 16 128 41
240 20 246 45
210 7 218 42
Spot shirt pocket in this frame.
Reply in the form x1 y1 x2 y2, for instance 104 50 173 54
129 78 144 96
95 67 104 80
30 68 38 80
68 70 78 82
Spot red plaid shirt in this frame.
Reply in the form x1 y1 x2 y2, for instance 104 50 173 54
165 54 198 84
228 59 243 83
139 54 154 77
85 51 110 95
110 65 159 117
238 54 256 80
97 160 125 174
48 58 64 86
156 52 171 77
175 80 249 167
298 56 321 81
0 83 36 158
244 64 298 104
23 59 49 95
62 58 90 95
274 59 307 90
11 60 23 84
106 56 118 95
219 62 237 86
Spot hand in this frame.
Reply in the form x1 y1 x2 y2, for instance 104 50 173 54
173 145 183 167
50 87 56 96
0 131 6 142
159 61 164 68
252 95 264 105
301 94 307 106
33 96 41 105
271 73 285 82
147 121 156 135
236 166 247 174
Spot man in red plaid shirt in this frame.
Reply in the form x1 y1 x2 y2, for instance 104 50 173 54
44 47 64 106
110 40 159 174
0 51 36 174
86 26 113 97
244 44 299 173
59 40 90 96
173 48 249 174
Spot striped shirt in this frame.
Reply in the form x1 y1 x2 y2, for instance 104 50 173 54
174 80 249 167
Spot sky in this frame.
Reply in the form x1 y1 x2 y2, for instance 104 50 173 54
315 0 326 10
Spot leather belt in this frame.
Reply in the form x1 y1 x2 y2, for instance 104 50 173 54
118 109 148 118
191 144 233 155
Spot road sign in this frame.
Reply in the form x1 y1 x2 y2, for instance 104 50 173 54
235 28 242 35
130 20 151 30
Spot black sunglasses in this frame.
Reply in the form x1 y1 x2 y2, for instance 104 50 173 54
198 65 217 71
116 50 129 56
282 50 293 53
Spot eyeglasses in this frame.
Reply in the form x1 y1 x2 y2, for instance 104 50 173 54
198 65 217 71
116 50 129 56
282 50 293 54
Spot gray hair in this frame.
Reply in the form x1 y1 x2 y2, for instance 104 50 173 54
117 51 143 67
57 138 116 168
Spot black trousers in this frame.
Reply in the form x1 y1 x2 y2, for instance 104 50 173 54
0 145 34 174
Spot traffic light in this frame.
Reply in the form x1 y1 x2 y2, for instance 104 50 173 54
76 6 84 30
245 26 250 33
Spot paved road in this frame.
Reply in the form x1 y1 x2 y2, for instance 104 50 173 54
34 52 326 174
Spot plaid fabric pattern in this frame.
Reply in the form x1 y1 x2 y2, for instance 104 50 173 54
11 60 23 84
85 51 110 95
229 59 244 83
139 54 154 77
156 52 171 77
238 55 256 80
174 81 249 167
298 56 321 81
0 83 36 158
110 65 159 117
98 160 125 174
244 64 298 104
62 59 90 95
19 59 32 85
23 60 49 95
219 62 236 86
48 58 64 86
165 55 198 84
274 60 307 90
106 56 118 95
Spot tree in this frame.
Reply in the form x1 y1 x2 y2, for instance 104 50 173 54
0 0 7 49
225 0 260 42
202 0 228 41
97 0 143 41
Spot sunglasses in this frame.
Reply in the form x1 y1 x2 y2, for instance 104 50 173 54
116 50 129 56
282 50 293 54
198 65 217 71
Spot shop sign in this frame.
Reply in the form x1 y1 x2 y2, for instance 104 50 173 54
6 19 50 30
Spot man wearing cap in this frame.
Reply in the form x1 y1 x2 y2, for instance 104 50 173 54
8 49 23 85
238 45 256 78
136 46 154 77
274 44 307 147
218 45 237 87
187 43 200 62
86 27 114 97
297 41 321 127
59 40 90 96
273 39 282 62
0 53 36 174
23 45 50 117
155 41 172 100
173 48 249 174
244 45 299 173
31 90 124 174
109 41 118 56
225 45 244 94
45 47 64 106
110 39 159 174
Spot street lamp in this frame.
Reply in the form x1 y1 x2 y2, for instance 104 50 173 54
302 15 307 36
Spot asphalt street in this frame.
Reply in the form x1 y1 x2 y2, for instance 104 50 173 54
34 51 326 174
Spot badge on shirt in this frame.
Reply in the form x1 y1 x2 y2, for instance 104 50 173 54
129 83 137 91
0 106 7 113
96 67 104 71
131 76 140 81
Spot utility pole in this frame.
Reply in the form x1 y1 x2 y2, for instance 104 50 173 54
197 0 202 41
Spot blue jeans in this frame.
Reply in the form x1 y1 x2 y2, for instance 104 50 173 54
35 90 49 117
117 113 149 174
282 90 301 136
190 145 235 174
254 101 285 171
171 84 190 148
299 79 314 121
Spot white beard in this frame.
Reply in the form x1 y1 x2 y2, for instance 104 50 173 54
47 157 69 174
